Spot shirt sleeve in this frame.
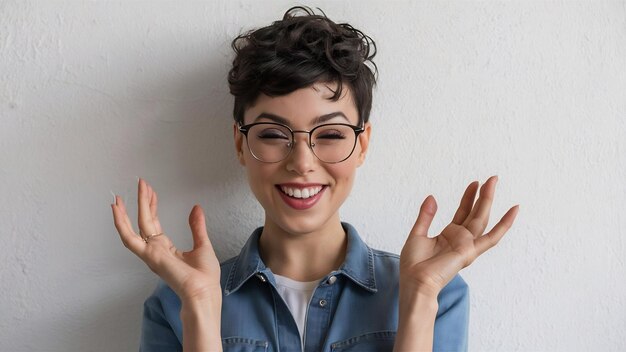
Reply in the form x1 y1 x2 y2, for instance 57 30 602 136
139 285 183 352
433 274 470 352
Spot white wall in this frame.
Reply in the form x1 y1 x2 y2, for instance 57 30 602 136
1 1 624 351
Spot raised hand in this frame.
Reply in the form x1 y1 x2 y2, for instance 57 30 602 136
111 178 221 303
399 176 519 297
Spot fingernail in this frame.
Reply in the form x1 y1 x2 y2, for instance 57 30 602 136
110 190 116 204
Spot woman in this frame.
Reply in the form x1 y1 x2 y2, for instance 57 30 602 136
111 7 518 351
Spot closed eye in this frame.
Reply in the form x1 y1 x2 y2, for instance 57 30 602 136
258 130 289 139
316 133 346 139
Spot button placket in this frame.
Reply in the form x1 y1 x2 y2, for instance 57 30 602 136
305 284 334 350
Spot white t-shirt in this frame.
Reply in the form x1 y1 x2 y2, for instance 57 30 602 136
273 273 320 349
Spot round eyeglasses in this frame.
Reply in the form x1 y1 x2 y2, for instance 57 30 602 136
238 122 365 163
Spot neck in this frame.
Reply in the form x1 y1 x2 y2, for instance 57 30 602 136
258 214 347 282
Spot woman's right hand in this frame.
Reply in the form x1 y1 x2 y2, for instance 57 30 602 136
111 178 221 304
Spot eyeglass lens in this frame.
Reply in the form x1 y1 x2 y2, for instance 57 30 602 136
246 123 357 163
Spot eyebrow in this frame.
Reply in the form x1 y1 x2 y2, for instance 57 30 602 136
253 112 350 126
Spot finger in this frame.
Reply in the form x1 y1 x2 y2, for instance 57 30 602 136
408 195 437 239
474 205 519 256
138 178 157 237
116 195 136 235
451 181 479 225
463 176 498 236
149 186 163 234
189 205 216 254
112 198 144 254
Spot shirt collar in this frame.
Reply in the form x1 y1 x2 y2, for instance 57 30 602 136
223 222 377 295
336 222 377 292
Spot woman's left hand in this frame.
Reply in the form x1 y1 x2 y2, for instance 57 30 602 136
399 175 519 298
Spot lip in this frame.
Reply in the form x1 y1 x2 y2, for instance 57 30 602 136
276 183 327 188
275 184 327 210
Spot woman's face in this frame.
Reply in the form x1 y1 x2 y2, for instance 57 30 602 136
233 83 371 236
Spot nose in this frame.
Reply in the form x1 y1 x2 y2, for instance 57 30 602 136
285 132 317 175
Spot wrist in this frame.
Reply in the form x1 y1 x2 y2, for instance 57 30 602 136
181 294 222 315
398 288 439 318
180 297 223 352
398 277 441 301
394 289 438 352
180 285 222 305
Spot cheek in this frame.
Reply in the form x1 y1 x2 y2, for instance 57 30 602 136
246 164 277 195
327 163 357 186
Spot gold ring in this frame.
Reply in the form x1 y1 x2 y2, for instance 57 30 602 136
143 232 164 243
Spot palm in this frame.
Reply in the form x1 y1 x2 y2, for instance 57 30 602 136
144 232 220 301
400 176 519 296
112 179 221 302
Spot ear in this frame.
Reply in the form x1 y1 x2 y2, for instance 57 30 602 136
233 123 246 166
356 122 372 167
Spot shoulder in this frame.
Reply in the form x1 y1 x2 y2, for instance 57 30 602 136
439 274 470 311
146 279 181 309
433 275 469 351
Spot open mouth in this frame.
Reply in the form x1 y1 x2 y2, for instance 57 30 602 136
277 185 325 199
275 185 328 210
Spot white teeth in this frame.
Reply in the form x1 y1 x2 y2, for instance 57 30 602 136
280 186 323 199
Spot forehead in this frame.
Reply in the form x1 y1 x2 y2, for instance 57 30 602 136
243 83 359 126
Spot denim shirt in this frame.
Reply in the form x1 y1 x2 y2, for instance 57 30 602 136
140 222 469 351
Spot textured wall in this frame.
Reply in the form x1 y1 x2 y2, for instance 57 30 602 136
1 1 624 351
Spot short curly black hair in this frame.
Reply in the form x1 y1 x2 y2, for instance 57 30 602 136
228 6 377 126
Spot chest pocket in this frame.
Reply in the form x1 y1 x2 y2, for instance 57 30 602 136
330 330 396 352
222 337 269 352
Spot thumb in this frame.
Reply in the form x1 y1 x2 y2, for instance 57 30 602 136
408 195 437 240
189 205 211 251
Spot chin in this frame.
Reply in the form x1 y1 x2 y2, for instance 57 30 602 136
270 212 335 236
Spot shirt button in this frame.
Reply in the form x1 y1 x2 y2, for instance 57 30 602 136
319 299 327 307
327 276 337 285
256 273 267 282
